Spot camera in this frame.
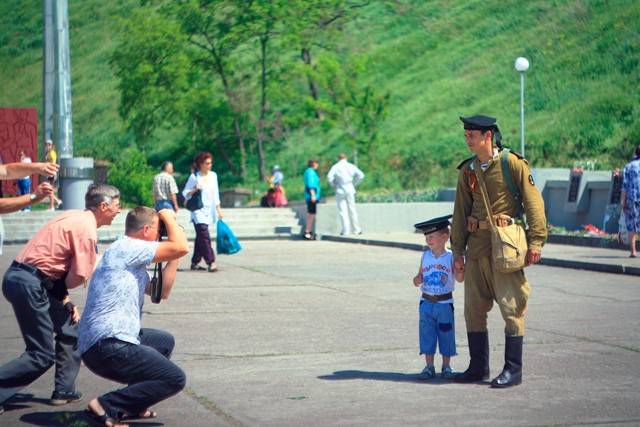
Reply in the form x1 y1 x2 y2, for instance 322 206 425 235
45 175 55 184
158 219 168 239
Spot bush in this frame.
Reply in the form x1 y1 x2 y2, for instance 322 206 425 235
108 148 155 207
356 189 439 203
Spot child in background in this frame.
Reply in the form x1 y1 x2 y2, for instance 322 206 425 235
412 214 464 379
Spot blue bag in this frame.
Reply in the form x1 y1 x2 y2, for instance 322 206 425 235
216 220 242 255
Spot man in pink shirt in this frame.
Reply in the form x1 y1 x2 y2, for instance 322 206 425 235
0 183 121 415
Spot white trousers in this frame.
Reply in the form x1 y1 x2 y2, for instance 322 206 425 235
336 192 361 234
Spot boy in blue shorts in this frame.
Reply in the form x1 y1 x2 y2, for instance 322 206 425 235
412 215 464 379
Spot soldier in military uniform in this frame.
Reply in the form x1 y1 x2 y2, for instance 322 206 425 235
451 115 547 388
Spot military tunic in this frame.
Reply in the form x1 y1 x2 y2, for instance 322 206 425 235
451 150 547 336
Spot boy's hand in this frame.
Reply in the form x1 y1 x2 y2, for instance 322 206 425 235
412 274 422 287
454 256 465 274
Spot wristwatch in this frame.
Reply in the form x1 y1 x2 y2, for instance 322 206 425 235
29 193 37 201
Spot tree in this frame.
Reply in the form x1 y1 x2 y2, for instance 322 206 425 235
108 0 380 183
323 54 391 167
293 1 371 120
109 10 189 152
167 0 256 179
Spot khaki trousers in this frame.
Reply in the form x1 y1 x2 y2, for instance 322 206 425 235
464 257 530 336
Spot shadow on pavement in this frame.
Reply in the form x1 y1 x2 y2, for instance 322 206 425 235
318 369 442 384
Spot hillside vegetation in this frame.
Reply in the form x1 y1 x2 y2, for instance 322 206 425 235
1 0 638 204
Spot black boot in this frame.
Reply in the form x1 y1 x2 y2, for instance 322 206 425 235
455 332 490 383
491 335 523 388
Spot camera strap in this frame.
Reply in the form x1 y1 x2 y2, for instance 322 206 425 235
150 222 164 304
150 262 163 303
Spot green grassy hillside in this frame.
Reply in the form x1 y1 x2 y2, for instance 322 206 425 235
1 0 638 198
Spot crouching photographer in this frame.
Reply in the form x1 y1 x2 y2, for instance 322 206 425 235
78 207 189 426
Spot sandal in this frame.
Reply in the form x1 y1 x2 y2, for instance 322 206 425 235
121 410 157 420
86 407 128 427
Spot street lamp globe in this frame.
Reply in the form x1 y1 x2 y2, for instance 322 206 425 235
515 57 530 72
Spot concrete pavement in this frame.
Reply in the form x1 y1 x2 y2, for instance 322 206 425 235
321 232 640 276
0 237 639 426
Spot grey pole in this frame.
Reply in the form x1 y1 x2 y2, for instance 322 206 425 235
43 0 94 210
42 0 54 150
519 71 525 157
52 0 73 159
514 57 530 157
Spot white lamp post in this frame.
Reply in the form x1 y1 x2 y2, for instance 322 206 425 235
514 57 529 157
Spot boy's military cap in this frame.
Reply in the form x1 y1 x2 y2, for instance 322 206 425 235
414 214 453 234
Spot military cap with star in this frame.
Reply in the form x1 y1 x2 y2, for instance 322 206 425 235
414 214 453 234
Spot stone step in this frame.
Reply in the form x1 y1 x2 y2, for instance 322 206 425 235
2 207 302 244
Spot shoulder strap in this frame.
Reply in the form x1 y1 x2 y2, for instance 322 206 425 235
500 149 520 203
500 149 527 224
473 162 497 232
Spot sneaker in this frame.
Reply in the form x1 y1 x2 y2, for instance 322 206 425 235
207 263 218 272
0 405 4 415
50 390 83 406
419 365 436 380
441 365 456 379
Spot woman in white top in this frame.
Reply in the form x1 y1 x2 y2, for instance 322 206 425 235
182 152 224 272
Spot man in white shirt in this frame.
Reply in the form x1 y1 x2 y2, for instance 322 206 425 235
79 207 189 425
327 153 365 235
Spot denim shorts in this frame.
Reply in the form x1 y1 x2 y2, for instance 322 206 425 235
418 300 457 357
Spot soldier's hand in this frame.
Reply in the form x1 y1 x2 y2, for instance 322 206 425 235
466 216 478 233
525 249 542 266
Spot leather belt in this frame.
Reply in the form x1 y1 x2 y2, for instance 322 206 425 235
422 292 453 303
11 261 53 289
478 217 517 229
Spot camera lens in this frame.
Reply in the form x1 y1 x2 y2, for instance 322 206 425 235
158 220 168 239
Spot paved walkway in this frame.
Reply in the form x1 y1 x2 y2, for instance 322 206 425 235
322 232 640 276
0 237 639 426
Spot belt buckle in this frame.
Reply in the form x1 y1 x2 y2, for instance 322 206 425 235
423 293 438 303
